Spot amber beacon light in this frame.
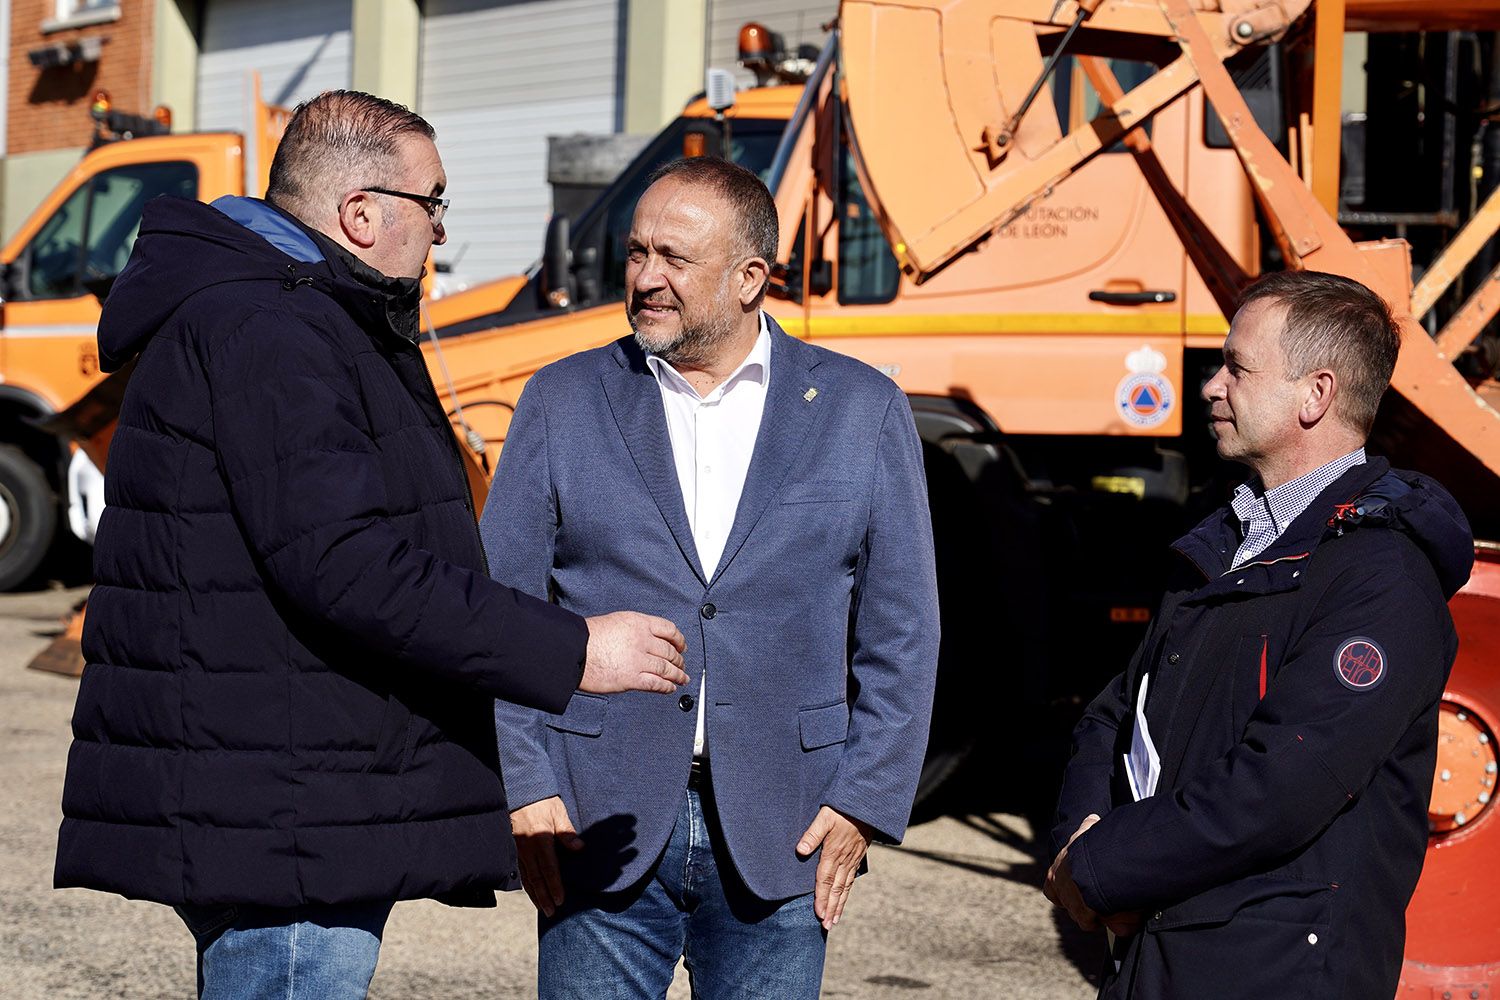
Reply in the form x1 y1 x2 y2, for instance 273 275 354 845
737 22 774 63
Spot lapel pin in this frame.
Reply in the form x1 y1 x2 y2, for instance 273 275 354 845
804 387 818 402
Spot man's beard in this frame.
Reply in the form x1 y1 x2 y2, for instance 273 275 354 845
629 283 739 368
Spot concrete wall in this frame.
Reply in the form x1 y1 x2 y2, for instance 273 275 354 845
623 0 705 134
151 0 196 131
352 0 418 108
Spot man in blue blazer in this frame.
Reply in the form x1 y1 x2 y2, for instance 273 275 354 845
481 157 940 999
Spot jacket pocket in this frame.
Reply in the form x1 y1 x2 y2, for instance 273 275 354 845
781 480 856 504
799 700 850 750
1148 874 1334 998
367 694 414 774
545 692 607 737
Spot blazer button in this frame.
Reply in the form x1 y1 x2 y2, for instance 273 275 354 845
700 603 717 620
1167 652 1181 664
679 694 695 712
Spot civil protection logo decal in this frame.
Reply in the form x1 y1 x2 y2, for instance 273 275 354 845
1334 636 1387 691
1116 345 1175 428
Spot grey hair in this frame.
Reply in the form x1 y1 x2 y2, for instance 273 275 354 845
266 90 435 223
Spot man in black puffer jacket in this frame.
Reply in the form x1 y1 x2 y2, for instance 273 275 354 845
55 91 688 999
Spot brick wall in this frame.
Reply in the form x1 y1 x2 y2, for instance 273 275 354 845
7 0 156 155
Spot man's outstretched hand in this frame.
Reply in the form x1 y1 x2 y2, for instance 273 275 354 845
580 612 688 694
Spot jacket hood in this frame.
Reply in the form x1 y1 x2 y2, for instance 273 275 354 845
97 196 320 371
1332 466 1475 599
98 196 421 372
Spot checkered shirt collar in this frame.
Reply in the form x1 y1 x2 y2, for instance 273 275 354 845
1231 448 1366 565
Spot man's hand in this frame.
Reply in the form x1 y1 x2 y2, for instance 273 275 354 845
580 612 688 694
1044 814 1103 931
796 806 876 929
511 796 584 917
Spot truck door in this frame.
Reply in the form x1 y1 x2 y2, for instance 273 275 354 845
1 158 198 412
816 44 1193 438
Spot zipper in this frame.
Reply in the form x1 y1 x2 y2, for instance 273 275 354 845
1220 551 1309 577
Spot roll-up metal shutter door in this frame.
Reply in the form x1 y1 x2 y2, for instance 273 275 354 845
705 1 837 88
419 0 621 283
196 0 352 135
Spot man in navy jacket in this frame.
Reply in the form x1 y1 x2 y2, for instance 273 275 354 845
483 157 940 999
55 91 687 999
1046 271 1474 998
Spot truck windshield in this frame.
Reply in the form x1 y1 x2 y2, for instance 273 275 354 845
22 161 197 300
585 117 784 302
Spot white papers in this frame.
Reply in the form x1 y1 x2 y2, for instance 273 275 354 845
1124 672 1161 802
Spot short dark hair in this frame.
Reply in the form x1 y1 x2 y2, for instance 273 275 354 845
647 157 778 267
267 91 436 223
1237 270 1400 434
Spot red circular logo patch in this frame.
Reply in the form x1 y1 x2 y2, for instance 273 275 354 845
1334 637 1386 691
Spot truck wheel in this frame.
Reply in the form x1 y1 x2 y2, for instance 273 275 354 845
0 445 58 591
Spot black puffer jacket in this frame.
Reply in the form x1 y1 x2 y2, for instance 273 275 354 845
55 195 587 907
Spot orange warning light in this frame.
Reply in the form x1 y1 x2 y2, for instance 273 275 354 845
738 22 774 63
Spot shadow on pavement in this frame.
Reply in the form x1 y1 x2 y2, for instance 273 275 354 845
907 715 1107 989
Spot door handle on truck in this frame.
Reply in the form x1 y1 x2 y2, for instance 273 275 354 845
1089 289 1178 305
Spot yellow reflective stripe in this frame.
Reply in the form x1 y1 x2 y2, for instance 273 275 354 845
1186 314 1231 335
781 313 1229 338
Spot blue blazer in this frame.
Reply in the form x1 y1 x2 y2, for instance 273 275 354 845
482 318 940 901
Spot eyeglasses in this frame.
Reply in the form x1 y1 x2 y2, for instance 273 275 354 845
363 187 449 227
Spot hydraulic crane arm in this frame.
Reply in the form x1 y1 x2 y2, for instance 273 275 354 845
839 0 1500 482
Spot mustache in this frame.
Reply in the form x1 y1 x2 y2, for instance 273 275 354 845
630 293 678 312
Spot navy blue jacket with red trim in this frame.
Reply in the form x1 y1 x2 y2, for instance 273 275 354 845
1053 457 1473 1000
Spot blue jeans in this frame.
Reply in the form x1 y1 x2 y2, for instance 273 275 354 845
175 900 392 1000
538 786 827 1000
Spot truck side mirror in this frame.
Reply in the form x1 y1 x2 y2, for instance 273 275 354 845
767 261 801 303
540 213 574 309
808 259 833 297
2 255 30 302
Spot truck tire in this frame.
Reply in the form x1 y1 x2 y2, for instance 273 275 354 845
0 445 58 591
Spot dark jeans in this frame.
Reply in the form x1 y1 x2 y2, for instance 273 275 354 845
538 786 828 1000
175 900 392 999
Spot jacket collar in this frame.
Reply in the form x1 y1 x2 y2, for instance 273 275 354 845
303 228 423 344
1174 457 1392 599
601 315 825 588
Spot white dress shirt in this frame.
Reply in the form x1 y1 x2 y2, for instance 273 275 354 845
645 314 772 758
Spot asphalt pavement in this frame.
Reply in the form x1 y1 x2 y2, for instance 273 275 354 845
0 583 1100 999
